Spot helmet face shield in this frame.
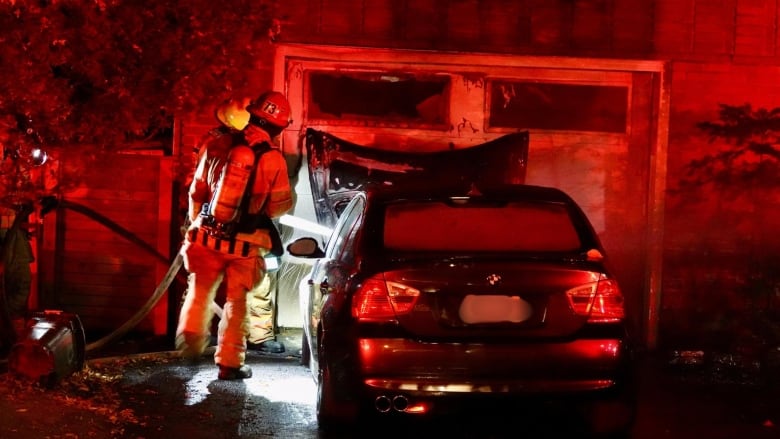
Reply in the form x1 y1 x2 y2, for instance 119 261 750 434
248 114 267 128
247 114 284 138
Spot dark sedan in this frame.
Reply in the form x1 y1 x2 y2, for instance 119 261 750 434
288 183 637 437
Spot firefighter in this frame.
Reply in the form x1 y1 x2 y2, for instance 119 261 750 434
176 91 293 380
184 98 287 354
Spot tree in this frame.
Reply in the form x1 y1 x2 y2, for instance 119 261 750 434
0 0 280 205
676 103 780 352
684 103 780 195
0 0 280 351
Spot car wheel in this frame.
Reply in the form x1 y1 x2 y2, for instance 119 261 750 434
316 360 358 430
300 331 310 367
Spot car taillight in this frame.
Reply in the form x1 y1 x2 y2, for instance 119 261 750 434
351 276 421 322
566 275 625 323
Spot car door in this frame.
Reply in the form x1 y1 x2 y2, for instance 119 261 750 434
307 194 366 365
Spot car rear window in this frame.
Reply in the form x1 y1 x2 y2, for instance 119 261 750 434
383 200 582 252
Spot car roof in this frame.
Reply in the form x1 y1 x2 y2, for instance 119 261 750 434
362 183 577 204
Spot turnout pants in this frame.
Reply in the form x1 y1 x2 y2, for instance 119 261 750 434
248 272 277 344
176 241 265 368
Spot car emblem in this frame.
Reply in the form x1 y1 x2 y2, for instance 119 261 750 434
486 274 502 286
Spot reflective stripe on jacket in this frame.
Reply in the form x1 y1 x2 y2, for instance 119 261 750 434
187 227 271 257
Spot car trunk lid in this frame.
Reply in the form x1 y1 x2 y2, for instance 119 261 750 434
375 258 603 339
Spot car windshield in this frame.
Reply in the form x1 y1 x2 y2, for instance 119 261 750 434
383 200 582 252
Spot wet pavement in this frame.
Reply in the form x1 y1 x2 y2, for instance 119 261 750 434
1 328 779 438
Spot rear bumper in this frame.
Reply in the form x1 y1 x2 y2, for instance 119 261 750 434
356 337 634 397
365 377 618 395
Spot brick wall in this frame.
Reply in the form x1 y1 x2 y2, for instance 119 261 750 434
273 0 780 61
277 0 655 55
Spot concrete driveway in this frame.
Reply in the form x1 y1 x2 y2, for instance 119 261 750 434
1 328 778 438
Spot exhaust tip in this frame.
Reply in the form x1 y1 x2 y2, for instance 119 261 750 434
392 395 409 412
375 395 392 413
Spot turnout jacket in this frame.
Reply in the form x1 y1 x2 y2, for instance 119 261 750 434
187 130 293 254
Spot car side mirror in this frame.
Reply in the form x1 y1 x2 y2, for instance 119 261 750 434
287 237 325 258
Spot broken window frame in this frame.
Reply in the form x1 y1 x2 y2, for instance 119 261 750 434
485 79 630 134
304 70 452 130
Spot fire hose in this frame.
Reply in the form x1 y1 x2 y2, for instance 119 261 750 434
59 200 329 353
56 200 189 352
85 252 184 352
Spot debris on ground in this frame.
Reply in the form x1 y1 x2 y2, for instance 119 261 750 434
0 353 177 438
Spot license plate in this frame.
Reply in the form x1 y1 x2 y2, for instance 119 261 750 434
458 294 532 324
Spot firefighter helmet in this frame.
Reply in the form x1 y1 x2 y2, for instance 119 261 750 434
246 91 291 129
215 98 251 131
